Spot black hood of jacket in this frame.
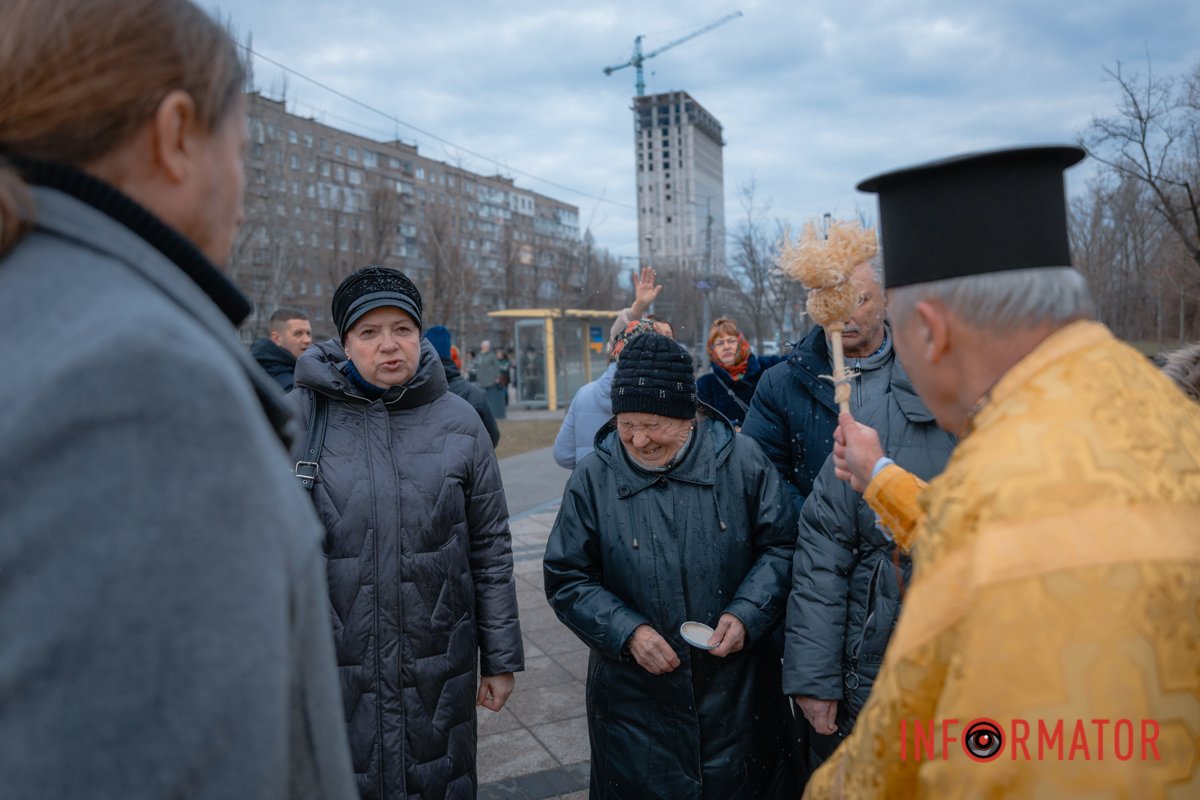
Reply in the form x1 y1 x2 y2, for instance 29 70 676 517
250 337 296 369
294 336 448 409
590 409 736 495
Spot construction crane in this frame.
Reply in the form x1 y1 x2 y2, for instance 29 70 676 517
603 10 743 97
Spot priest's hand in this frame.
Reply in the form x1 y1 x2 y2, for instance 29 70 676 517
707 613 746 657
833 411 884 493
795 696 839 735
476 673 515 712
629 624 680 675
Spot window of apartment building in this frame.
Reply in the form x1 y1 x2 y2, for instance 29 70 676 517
417 187 425 200
348 147 358 162
267 124 279 141
335 166 345 181
416 167 425 179
313 282 322 298
304 133 313 148
273 151 284 165
307 160 316 174
363 150 377 168
448 176 456 188
320 137 328 152
321 162 331 177
310 233 319 246
388 157 400 169
294 230 303 245
335 143 343 157
314 309 324 321
290 154 299 170
288 129 298 144
299 281 307 295
349 169 362 185
292 181 301 195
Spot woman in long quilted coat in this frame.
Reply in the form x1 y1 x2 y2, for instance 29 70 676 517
291 267 524 799
544 333 799 799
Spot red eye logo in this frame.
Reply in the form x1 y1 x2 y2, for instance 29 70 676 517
963 718 1004 762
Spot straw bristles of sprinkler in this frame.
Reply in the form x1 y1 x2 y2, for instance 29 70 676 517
776 220 878 326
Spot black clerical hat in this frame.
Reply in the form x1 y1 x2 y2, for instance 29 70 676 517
857 145 1085 289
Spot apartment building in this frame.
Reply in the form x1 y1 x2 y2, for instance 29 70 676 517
235 92 581 343
632 91 727 337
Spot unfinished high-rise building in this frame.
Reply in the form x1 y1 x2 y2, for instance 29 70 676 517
633 90 726 338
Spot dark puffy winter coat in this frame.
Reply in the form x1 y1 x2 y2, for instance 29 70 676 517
695 353 785 429
544 413 799 799
782 366 955 739
291 338 524 799
441 355 500 446
250 336 298 391
742 326 896 512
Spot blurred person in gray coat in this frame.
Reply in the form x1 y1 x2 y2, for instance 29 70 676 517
0 0 355 797
290 267 524 799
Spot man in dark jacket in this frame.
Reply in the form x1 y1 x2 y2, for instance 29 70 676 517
291 267 524 799
251 307 312 391
426 324 500 446
742 260 893 513
783 364 955 772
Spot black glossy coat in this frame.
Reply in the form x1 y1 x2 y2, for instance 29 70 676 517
544 414 798 799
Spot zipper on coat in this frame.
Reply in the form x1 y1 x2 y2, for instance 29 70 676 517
847 559 885 691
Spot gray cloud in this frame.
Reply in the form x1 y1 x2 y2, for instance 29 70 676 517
217 0 1200 257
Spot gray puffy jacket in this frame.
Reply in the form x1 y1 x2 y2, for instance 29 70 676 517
291 338 524 799
782 366 955 734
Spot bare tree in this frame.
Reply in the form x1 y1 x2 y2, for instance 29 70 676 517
728 181 774 350
1082 58 1200 275
364 179 401 265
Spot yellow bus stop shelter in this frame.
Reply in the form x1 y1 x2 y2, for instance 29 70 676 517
487 308 620 410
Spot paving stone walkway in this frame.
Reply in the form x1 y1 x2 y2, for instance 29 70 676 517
477 497 591 800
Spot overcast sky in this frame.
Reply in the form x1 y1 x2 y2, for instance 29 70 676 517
216 0 1198 263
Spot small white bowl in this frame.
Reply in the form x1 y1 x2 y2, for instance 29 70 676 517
680 621 717 650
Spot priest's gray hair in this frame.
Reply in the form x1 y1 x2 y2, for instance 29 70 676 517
887 266 1094 333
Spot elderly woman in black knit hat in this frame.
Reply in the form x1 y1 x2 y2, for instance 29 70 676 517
289 266 524 799
544 333 799 799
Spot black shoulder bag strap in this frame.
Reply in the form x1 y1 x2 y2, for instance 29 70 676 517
720 379 751 415
294 391 328 493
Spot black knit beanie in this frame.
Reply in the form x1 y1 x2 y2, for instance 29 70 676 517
332 266 423 339
612 333 697 419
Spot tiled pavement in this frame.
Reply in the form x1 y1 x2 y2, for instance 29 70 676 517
477 498 593 800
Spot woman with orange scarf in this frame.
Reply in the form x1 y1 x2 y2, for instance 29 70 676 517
697 317 785 429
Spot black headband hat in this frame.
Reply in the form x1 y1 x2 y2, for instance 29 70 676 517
856 145 1086 289
331 266 423 339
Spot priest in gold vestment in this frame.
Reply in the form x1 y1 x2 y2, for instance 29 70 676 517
805 146 1200 799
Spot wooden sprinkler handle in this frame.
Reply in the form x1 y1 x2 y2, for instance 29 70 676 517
827 322 851 414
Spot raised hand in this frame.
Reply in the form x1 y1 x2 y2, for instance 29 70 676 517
630 266 663 317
